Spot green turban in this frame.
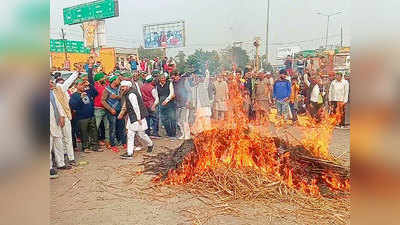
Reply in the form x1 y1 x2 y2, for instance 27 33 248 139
108 75 118 83
94 72 105 82
122 72 132 78
75 79 84 85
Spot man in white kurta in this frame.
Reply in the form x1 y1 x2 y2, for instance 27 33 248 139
55 71 79 164
118 81 153 159
50 84 69 169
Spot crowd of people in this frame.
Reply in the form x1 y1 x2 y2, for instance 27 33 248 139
49 54 350 179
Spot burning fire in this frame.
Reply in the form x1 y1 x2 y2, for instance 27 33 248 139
156 76 349 196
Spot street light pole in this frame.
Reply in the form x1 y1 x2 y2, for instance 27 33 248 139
265 0 270 64
316 11 343 49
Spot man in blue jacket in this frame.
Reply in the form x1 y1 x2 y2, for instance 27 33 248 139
69 79 99 152
273 70 291 120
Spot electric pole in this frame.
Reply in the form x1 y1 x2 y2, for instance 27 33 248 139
265 0 270 65
60 28 70 70
340 26 343 47
316 11 343 49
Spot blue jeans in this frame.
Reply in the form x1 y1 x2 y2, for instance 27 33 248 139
159 103 176 137
146 106 159 135
276 100 289 119
107 110 126 146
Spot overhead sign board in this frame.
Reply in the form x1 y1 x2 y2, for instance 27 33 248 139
276 46 301 59
63 0 119 25
143 21 185 49
50 39 91 54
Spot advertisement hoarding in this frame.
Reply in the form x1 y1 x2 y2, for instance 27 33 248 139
143 21 185 49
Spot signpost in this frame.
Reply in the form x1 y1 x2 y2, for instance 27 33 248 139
63 0 119 25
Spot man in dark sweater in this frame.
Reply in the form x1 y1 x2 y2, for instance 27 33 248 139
69 79 99 152
154 73 176 137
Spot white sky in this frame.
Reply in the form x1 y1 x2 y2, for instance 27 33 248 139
50 0 351 64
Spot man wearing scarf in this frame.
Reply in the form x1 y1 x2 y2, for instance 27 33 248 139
118 81 154 159
54 71 79 166
101 75 124 152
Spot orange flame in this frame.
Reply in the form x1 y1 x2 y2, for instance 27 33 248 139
157 75 349 196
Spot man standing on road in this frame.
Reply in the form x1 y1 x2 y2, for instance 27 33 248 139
213 74 229 120
329 72 349 128
310 76 325 121
173 72 192 140
155 73 176 138
50 80 71 171
118 81 154 159
101 75 123 152
69 79 99 153
93 72 111 149
253 73 271 121
141 75 160 137
54 71 79 166
273 70 291 120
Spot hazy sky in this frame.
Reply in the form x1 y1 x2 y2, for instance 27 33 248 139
50 0 351 64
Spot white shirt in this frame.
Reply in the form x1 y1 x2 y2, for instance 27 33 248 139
56 71 79 102
126 93 148 131
310 84 325 103
50 94 66 137
303 73 310 87
328 79 349 103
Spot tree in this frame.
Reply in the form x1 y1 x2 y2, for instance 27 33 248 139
184 49 220 75
137 46 163 59
220 46 250 72
175 51 186 74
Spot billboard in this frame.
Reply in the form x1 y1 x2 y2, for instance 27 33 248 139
63 0 119 25
143 21 185 49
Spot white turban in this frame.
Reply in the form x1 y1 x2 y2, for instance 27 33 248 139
120 80 132 88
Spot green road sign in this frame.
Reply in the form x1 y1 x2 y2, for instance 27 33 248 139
63 0 119 25
50 39 91 54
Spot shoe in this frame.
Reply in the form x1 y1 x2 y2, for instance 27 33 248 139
96 148 104 152
120 152 133 159
150 134 161 138
69 160 78 167
58 165 72 170
83 149 93 153
110 146 119 153
134 146 142 151
50 168 58 179
147 145 153 153
177 135 185 140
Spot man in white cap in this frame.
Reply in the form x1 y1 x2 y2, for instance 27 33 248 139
140 74 160 137
118 80 154 159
